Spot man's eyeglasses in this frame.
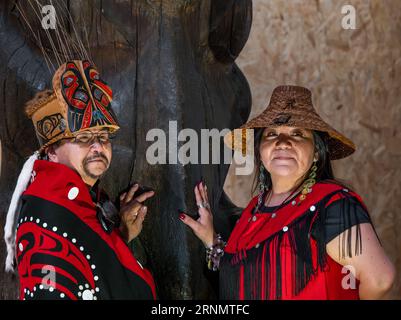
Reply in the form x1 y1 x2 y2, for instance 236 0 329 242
70 131 116 146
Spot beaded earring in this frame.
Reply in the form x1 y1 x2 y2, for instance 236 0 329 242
255 164 267 213
299 158 318 202
259 164 267 193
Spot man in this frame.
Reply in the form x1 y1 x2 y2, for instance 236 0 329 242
4 60 156 300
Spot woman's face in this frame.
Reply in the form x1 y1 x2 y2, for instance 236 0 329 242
259 126 316 181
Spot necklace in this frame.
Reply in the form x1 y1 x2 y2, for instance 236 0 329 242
256 187 299 215
234 186 301 253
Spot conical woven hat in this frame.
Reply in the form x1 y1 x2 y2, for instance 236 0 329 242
224 85 355 160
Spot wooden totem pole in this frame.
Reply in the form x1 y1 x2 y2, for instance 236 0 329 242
0 0 252 299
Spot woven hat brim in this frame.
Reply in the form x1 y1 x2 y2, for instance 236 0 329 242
224 109 355 160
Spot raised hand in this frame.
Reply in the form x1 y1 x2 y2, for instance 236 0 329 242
119 184 155 243
179 181 216 248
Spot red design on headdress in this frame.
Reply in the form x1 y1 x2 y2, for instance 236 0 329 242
61 61 118 132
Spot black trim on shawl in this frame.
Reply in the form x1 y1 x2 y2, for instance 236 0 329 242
17 195 154 300
219 189 376 300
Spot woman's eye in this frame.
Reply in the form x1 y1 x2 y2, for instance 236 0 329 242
265 132 277 137
292 132 303 137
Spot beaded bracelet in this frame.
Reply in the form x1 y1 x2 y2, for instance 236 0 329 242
205 234 226 271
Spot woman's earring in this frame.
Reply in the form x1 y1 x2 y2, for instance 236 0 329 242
255 164 267 213
259 164 267 193
299 159 318 202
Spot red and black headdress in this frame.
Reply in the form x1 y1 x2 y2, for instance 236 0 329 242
25 60 120 151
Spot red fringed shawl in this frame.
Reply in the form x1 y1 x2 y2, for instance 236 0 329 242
220 181 369 300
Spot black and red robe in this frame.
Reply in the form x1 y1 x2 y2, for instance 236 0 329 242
220 181 373 300
16 160 156 300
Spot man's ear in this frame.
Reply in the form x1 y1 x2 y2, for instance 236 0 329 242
46 145 59 163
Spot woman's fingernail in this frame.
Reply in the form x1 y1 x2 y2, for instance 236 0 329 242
179 214 185 220
142 206 147 211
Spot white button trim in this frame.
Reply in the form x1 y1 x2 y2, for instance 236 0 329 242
68 187 79 200
82 289 94 300
282 226 289 232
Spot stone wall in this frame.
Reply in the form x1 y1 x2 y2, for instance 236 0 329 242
225 0 401 299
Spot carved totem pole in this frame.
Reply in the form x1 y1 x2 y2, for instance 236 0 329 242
0 0 252 299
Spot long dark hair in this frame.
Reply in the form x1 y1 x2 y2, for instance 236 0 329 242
252 128 349 194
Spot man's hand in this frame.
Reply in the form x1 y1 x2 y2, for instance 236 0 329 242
118 184 155 243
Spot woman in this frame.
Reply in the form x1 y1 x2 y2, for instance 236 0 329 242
180 85 395 300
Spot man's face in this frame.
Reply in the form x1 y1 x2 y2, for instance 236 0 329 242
48 129 113 186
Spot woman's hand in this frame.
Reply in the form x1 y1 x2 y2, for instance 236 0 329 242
179 181 216 247
119 184 155 243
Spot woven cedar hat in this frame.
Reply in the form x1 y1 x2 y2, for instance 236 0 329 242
224 85 355 160
25 60 120 153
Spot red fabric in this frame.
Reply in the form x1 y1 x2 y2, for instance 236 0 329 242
225 182 362 300
21 160 156 299
62 60 118 130
17 222 90 300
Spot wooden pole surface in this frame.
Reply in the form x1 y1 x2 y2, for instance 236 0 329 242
0 0 252 299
